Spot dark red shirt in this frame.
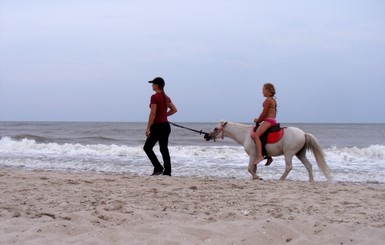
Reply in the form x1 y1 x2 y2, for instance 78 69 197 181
150 92 171 123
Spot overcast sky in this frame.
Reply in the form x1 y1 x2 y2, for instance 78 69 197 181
0 0 384 123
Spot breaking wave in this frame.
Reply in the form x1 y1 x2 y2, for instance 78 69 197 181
0 137 384 183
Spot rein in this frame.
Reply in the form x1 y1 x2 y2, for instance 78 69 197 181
169 122 210 136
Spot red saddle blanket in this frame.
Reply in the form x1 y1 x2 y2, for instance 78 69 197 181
265 128 284 144
250 124 285 157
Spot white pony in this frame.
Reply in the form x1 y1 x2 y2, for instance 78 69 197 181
204 120 332 182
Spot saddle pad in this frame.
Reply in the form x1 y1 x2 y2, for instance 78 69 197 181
266 129 284 144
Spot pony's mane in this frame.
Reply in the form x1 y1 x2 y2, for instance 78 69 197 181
222 120 252 128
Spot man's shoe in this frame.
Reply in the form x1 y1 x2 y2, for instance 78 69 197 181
150 171 163 176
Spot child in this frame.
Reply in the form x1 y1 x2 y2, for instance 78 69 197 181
253 83 277 165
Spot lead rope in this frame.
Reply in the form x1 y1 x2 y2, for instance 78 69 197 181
169 122 210 136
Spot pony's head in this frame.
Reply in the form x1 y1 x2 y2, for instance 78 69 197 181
204 120 228 141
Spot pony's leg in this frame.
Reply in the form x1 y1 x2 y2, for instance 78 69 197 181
279 155 294 181
296 151 314 183
248 157 262 180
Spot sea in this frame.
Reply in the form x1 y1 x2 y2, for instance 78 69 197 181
0 121 384 184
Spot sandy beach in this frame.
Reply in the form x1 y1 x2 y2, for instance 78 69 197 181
0 168 384 245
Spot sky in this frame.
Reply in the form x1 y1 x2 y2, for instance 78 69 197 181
0 0 384 123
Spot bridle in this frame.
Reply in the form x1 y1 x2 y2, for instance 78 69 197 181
209 121 228 141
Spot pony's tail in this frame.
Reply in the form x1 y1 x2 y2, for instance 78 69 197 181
304 133 332 180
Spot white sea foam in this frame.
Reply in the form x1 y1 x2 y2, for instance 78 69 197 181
0 137 384 183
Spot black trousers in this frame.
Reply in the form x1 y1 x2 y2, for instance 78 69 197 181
143 122 171 175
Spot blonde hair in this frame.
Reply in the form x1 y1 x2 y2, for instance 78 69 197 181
264 83 276 97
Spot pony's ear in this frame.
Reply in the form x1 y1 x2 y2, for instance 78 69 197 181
220 120 228 126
